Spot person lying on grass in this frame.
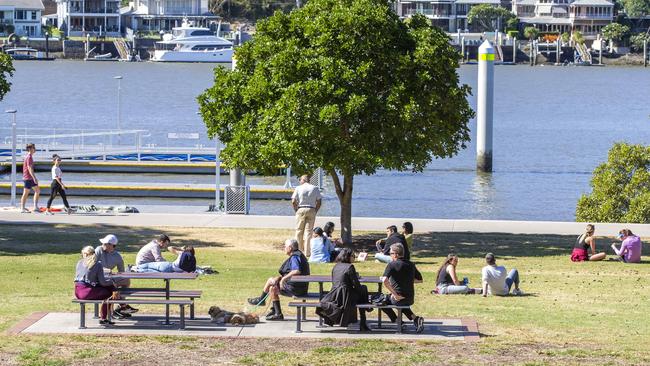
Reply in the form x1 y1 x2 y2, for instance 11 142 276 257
247 239 310 321
481 253 523 297
134 245 196 273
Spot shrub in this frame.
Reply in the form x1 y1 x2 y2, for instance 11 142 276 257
576 143 650 223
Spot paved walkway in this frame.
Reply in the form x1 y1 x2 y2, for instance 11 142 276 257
1 207 649 235
10 312 479 341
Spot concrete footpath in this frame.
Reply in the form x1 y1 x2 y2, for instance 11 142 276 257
1 208 649 236
9 312 479 341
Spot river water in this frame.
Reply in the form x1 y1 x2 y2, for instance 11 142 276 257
1 61 649 221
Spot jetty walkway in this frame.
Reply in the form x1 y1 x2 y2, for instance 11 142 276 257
1 210 649 236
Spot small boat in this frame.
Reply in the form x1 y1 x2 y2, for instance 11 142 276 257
4 47 54 61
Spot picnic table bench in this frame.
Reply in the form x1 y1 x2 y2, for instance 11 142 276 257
72 298 192 329
288 301 412 333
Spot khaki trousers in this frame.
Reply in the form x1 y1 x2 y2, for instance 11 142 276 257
295 207 317 257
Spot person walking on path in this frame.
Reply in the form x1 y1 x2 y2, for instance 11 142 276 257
571 224 605 262
611 229 642 263
45 154 71 215
292 175 322 257
20 143 40 213
481 253 523 297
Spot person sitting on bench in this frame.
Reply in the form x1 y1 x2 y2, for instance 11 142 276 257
316 248 371 331
135 246 197 273
95 234 139 319
380 243 424 333
481 253 523 297
74 246 118 326
247 239 310 321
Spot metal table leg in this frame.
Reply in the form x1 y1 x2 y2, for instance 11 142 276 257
164 279 170 325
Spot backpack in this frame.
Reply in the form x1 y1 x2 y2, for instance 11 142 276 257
178 252 196 273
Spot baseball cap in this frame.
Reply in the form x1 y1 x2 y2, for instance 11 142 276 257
99 234 118 246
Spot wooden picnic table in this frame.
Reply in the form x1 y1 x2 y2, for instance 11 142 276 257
108 272 198 325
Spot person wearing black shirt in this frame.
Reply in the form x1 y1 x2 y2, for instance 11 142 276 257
381 243 424 333
375 225 410 263
247 239 310 321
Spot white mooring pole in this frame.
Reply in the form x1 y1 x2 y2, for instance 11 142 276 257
477 40 494 173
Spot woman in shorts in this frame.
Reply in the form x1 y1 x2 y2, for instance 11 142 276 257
571 224 606 262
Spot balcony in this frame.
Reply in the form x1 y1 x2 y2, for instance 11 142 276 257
404 8 451 17
69 7 120 14
570 13 611 19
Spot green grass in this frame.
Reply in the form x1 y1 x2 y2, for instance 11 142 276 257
0 223 649 365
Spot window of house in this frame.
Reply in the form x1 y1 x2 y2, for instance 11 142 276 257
32 11 37 20
16 10 26 19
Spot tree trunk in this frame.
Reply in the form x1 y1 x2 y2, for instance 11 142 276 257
329 170 353 244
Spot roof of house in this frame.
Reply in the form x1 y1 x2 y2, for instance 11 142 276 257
571 0 613 5
516 0 536 5
455 0 500 4
0 0 44 9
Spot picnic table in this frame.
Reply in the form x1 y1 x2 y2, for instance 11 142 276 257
291 274 383 295
109 271 198 325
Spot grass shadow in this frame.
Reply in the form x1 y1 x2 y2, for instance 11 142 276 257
0 223 227 256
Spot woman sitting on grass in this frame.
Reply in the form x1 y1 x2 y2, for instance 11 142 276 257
308 227 336 263
571 224 606 262
135 246 197 273
74 246 117 325
611 229 642 263
434 254 480 294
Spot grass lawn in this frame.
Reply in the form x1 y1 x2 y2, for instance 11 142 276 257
0 223 648 365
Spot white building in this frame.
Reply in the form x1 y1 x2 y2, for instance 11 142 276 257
513 0 613 38
0 0 44 36
55 0 121 36
395 0 502 32
122 0 219 33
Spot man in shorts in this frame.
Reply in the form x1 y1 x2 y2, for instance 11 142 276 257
94 234 139 318
20 143 40 213
247 239 310 321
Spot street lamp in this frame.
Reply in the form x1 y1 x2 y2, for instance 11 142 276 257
5 109 17 207
114 75 122 145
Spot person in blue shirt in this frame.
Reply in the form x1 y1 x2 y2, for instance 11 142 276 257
247 239 310 320
309 227 335 263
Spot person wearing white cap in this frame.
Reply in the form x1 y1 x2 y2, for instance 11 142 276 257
94 234 138 318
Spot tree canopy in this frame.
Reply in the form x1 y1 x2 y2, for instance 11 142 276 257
576 143 650 224
467 4 515 32
523 26 539 40
198 0 474 242
0 53 14 101
619 0 650 18
602 23 631 43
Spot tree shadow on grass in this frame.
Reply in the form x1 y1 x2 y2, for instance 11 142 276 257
350 232 580 259
0 223 227 256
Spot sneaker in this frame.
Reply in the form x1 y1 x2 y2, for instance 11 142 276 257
512 288 524 296
32 207 42 213
45 211 54 215
247 296 265 306
265 313 284 321
359 323 372 332
414 316 425 334
112 309 131 319
120 305 139 314
99 319 115 326
430 289 439 295
21 208 30 213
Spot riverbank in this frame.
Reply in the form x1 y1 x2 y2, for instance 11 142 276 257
0 222 648 365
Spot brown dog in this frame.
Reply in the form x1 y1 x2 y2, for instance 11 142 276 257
208 306 259 325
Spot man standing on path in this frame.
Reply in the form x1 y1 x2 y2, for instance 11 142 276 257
94 234 139 318
135 234 171 266
292 175 321 257
20 143 40 213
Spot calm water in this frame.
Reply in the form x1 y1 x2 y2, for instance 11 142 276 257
1 61 649 220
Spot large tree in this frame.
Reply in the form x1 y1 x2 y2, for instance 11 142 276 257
0 53 14 100
198 1 473 243
576 143 650 223
467 4 515 32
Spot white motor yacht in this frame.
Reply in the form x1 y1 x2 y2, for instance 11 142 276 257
151 19 233 63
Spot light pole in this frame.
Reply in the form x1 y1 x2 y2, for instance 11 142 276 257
114 76 122 145
5 109 17 207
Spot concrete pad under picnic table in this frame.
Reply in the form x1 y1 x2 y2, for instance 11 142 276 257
11 312 479 341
